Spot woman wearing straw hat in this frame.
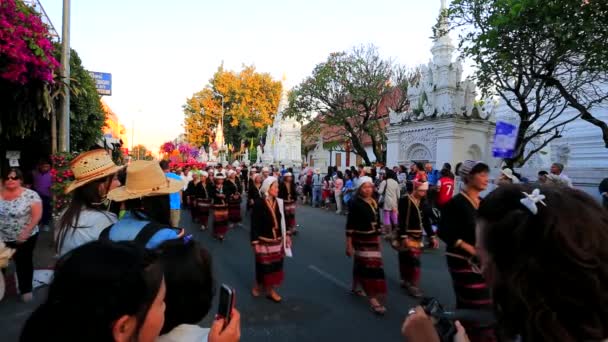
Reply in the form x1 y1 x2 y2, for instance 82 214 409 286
345 176 388 315
195 171 212 231
104 160 185 249
278 172 298 235
56 149 124 257
251 176 292 303
226 170 243 228
209 172 233 241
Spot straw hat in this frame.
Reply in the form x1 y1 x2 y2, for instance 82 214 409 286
65 149 125 194
107 160 185 202
501 168 520 183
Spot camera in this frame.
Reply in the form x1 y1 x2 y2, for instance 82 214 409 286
421 297 457 342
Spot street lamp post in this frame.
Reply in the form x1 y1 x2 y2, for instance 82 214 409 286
58 0 71 152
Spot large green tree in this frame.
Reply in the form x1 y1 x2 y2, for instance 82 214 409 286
183 65 282 148
442 0 608 167
284 45 411 164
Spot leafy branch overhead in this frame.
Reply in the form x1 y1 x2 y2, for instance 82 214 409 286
441 0 608 167
284 45 413 164
183 65 282 148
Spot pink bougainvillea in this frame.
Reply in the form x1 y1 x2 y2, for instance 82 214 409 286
0 0 60 84
161 141 176 154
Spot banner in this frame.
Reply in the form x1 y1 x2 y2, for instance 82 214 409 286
492 121 518 158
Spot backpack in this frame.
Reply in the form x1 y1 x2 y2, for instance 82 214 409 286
99 221 184 249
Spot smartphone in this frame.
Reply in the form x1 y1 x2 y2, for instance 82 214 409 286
217 284 235 326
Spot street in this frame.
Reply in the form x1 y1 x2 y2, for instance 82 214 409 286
0 202 456 342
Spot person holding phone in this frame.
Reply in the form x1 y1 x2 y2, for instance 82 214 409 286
250 176 291 303
156 239 241 342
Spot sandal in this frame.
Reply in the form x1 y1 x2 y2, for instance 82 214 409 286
350 289 366 297
370 303 386 315
251 286 261 297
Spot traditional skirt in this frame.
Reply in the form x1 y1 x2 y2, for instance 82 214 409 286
398 247 422 285
254 240 284 287
186 195 194 208
196 198 211 226
352 234 387 298
228 198 242 223
284 200 296 229
213 204 229 236
447 254 496 342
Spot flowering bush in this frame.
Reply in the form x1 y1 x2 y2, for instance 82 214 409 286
0 0 60 84
161 141 176 154
50 152 76 216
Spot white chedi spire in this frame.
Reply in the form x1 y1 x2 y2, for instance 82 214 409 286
432 0 455 67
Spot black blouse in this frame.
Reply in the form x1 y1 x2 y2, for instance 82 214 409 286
194 182 210 199
248 183 261 203
397 195 435 240
278 181 297 202
345 196 381 237
439 193 478 256
209 183 234 205
251 198 282 244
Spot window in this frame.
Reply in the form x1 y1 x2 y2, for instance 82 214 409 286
356 155 363 166
335 153 342 169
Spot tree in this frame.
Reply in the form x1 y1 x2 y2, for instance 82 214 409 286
284 45 411 164
183 65 282 148
131 144 149 160
442 0 608 167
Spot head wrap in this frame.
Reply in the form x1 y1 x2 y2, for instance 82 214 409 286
262 167 270 173
458 160 488 179
200 171 208 178
260 176 278 198
357 176 374 189
284 172 293 178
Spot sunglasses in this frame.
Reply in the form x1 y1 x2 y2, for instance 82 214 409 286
5 176 20 181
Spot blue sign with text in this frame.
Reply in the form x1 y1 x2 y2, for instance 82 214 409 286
492 121 518 158
88 71 112 96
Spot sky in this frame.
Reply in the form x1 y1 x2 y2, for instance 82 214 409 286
39 0 451 154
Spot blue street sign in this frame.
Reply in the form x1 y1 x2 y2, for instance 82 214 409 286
492 121 518 158
88 71 112 96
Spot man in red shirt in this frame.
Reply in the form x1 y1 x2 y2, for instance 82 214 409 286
436 168 455 207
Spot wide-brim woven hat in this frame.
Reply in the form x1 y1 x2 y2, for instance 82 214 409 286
65 149 125 194
107 160 184 202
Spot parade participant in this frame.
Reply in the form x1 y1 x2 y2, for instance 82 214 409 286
195 171 212 231
378 169 400 239
209 172 232 241
404 184 608 342
279 172 298 234
56 149 123 257
226 170 243 228
395 181 439 298
0 168 42 303
248 168 257 193
156 239 241 342
251 176 292 303
20 241 166 342
261 167 270 180
346 176 388 315
248 174 263 211
104 161 185 249
184 172 200 210
438 160 495 342
436 167 455 208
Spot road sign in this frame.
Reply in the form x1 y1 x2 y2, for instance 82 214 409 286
88 71 112 96
492 121 518 158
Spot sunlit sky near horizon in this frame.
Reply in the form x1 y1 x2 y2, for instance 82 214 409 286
39 0 459 154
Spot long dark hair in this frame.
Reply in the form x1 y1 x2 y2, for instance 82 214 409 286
478 185 608 341
20 241 164 342
56 176 114 254
125 195 171 226
385 168 398 182
156 239 214 334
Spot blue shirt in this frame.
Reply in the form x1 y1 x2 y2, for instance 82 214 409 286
166 172 182 210
108 212 180 249
427 170 439 186
343 179 354 203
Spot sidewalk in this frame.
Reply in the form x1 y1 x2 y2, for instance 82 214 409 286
0 229 56 342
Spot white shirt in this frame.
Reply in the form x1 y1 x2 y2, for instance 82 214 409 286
58 209 117 256
157 324 210 342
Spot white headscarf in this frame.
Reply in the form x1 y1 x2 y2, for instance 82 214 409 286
259 176 278 197
357 176 373 189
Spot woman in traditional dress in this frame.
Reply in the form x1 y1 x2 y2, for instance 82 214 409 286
278 172 298 235
251 176 291 303
209 172 232 241
248 173 262 212
439 160 495 342
395 181 439 298
195 171 212 231
226 170 243 228
185 172 201 221
345 176 388 315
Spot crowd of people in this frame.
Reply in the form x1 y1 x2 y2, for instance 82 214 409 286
0 147 607 342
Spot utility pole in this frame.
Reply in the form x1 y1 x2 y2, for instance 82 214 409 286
58 0 71 152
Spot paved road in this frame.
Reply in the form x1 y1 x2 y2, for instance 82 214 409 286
0 202 456 342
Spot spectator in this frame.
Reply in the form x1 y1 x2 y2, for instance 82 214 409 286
334 171 345 214
31 159 52 231
160 160 185 228
378 169 400 239
0 168 42 303
156 239 241 342
497 168 520 186
537 170 549 184
436 168 455 208
550 162 573 188
343 170 355 208
312 168 323 207
600 177 608 210
424 163 439 186
20 241 166 342
56 150 123 257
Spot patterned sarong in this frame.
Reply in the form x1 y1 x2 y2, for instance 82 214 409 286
228 198 242 223
352 234 387 298
284 200 296 229
398 247 422 285
254 240 284 287
196 198 211 226
213 204 229 236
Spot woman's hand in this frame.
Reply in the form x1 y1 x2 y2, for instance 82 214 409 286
16 228 32 244
429 236 439 249
401 306 440 342
460 242 477 257
453 321 470 342
209 308 241 342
